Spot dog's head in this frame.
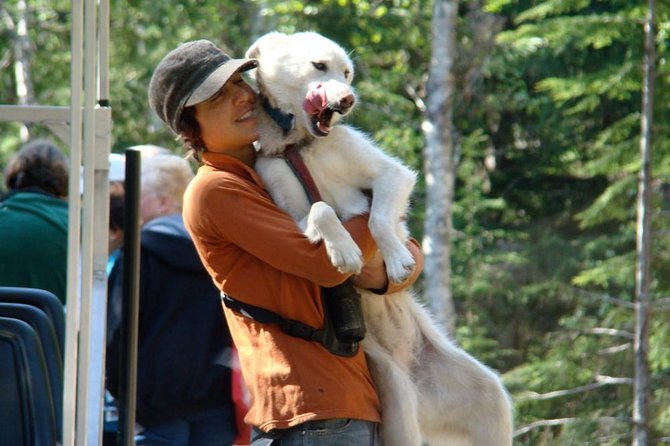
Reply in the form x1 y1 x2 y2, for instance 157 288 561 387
246 32 356 152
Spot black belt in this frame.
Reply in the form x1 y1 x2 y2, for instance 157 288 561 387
221 290 361 357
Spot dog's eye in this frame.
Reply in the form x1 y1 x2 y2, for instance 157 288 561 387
312 62 327 71
344 69 351 79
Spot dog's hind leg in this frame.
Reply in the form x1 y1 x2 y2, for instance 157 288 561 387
364 336 423 446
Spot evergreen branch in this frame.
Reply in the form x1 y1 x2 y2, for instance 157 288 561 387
598 343 631 355
583 327 634 339
514 416 629 437
514 417 578 437
595 374 634 386
404 83 426 113
516 375 633 402
572 287 670 310
570 287 635 309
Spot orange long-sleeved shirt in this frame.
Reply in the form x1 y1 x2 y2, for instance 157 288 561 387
183 151 383 432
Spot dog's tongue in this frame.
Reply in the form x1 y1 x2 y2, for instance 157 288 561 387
303 83 328 115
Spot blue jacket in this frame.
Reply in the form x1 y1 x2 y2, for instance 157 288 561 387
106 214 234 428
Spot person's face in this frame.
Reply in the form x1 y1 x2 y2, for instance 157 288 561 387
140 191 171 225
193 72 258 156
108 228 123 253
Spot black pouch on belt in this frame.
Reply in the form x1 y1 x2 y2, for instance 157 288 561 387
321 279 366 342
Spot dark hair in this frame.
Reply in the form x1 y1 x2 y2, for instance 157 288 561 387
177 107 206 162
4 139 69 197
109 181 125 231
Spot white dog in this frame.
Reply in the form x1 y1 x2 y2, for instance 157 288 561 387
246 31 513 446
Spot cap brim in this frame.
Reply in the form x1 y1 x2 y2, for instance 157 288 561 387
185 58 258 107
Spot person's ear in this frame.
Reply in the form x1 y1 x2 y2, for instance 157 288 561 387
159 195 174 214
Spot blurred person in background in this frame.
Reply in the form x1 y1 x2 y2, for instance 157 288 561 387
0 139 69 304
106 153 240 446
107 153 126 274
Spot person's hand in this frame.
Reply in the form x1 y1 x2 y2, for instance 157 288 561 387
351 238 424 293
351 249 387 291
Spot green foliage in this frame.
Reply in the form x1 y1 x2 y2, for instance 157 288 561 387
473 0 670 442
1 0 670 443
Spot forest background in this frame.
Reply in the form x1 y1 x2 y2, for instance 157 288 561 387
1 0 669 444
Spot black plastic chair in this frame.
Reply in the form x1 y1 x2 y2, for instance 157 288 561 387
0 303 63 440
0 287 65 360
0 316 58 446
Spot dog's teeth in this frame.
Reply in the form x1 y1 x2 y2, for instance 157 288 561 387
317 122 330 134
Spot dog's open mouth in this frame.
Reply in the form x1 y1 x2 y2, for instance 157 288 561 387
311 108 336 136
303 82 352 137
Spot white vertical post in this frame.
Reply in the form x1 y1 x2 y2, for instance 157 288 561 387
62 0 84 444
89 1 113 444
78 0 113 442
87 109 112 445
75 0 100 443
98 0 110 102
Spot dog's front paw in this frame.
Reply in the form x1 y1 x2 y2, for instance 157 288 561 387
385 245 416 284
305 201 364 274
325 238 363 275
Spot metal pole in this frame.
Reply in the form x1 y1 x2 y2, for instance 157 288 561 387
117 149 142 446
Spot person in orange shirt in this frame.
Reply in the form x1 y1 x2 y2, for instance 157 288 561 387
148 39 423 446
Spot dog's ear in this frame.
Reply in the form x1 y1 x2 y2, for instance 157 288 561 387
246 31 289 59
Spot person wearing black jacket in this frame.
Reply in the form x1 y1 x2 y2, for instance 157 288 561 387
106 154 238 445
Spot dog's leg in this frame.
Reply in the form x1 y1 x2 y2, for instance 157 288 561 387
363 335 423 446
409 304 514 446
303 201 363 274
368 163 417 283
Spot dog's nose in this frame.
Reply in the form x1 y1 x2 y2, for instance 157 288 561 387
339 93 355 112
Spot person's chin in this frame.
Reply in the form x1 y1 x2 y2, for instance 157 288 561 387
239 118 259 137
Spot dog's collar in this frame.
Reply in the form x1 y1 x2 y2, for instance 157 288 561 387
261 95 295 136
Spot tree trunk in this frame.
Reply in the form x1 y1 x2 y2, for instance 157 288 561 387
422 0 458 335
633 0 655 444
1 0 34 140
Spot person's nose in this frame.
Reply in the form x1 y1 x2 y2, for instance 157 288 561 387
235 83 256 105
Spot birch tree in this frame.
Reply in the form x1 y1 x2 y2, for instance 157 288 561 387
1 0 34 140
633 0 655 444
422 0 458 335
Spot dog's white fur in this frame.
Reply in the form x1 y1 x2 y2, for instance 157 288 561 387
247 31 513 445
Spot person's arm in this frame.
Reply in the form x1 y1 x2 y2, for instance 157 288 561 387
351 237 424 294
185 171 378 288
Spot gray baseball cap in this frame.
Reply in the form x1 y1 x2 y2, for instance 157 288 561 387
148 39 257 135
